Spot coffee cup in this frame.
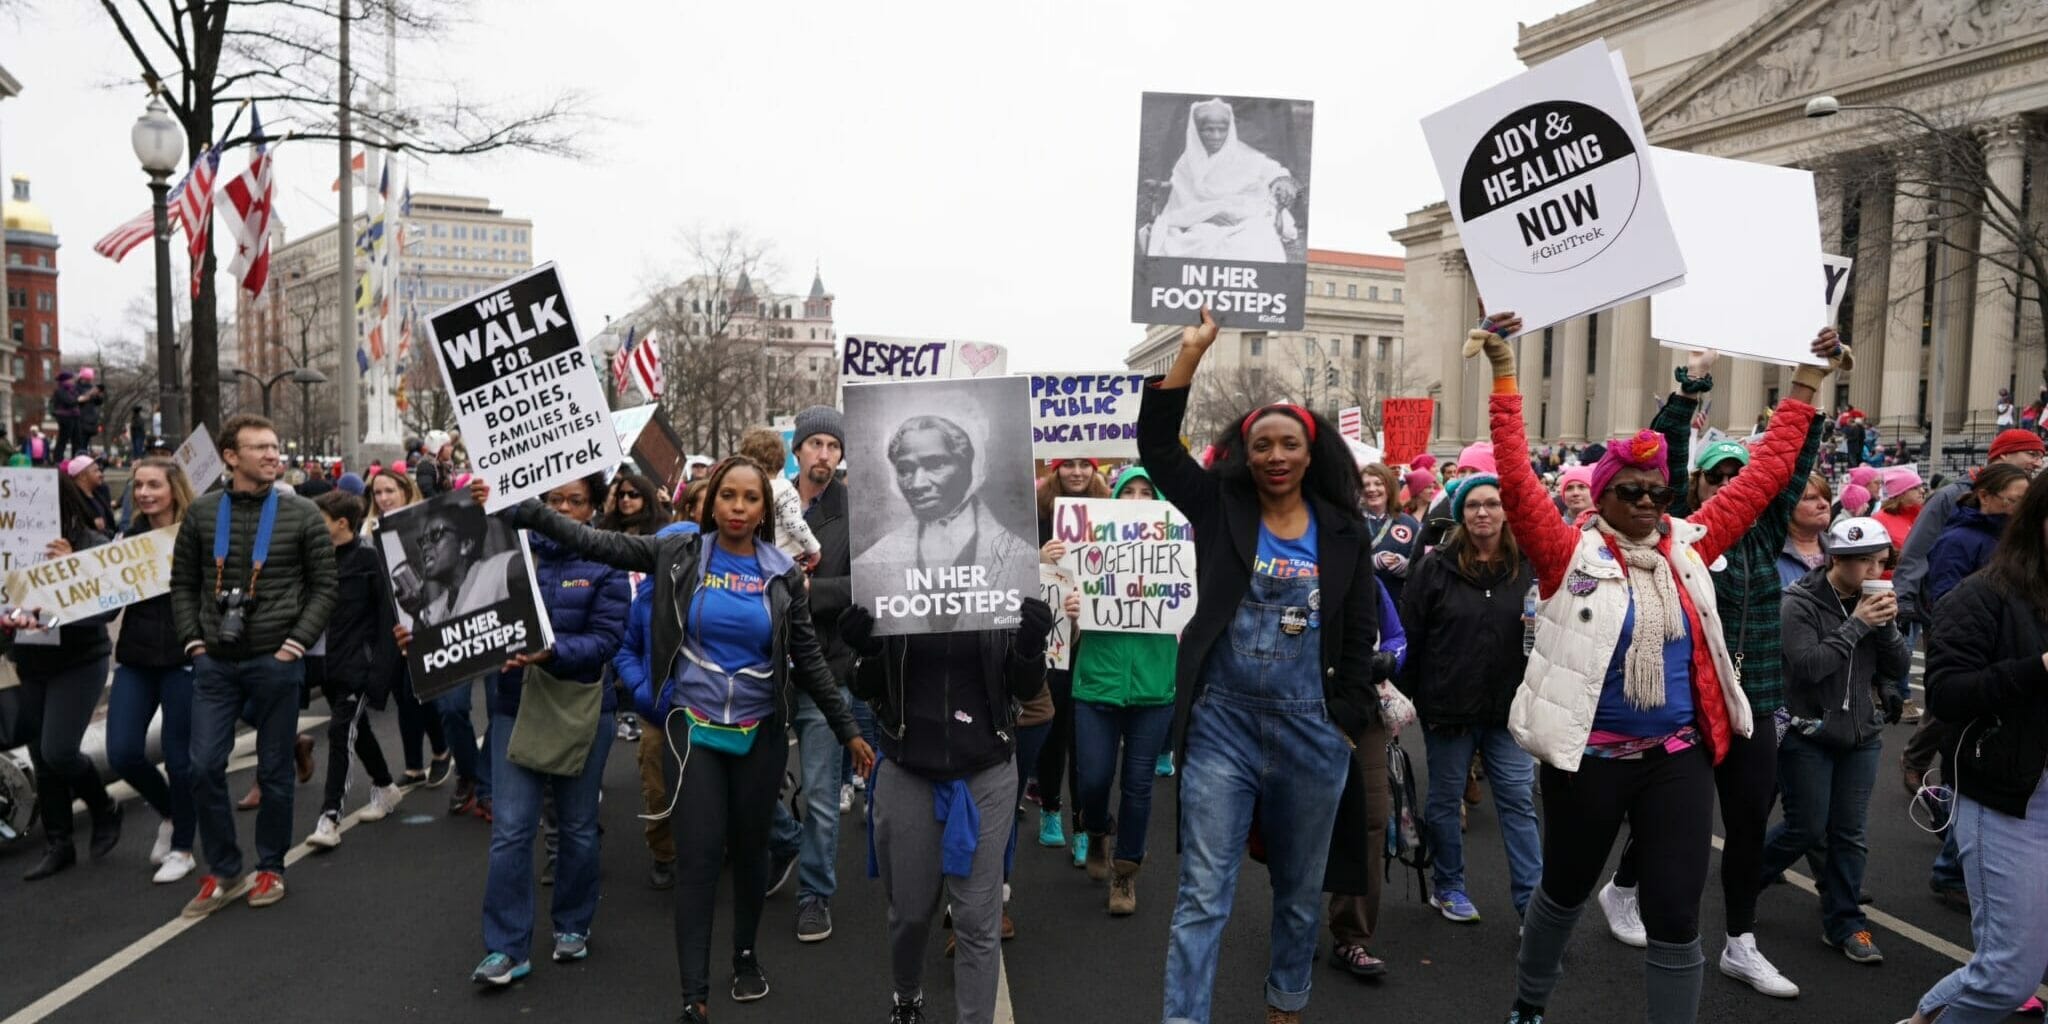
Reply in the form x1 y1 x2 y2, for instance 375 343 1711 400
1861 579 1894 598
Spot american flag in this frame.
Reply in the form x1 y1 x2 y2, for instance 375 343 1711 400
178 147 221 298
92 149 206 263
220 104 276 297
612 327 663 402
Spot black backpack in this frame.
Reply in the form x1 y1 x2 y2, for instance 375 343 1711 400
1385 736 1432 893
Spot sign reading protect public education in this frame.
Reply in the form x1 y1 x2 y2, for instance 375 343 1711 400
1421 40 1684 334
840 336 1009 382
425 263 622 513
1030 374 1146 459
1132 91 1314 331
1053 497 1197 635
3 525 176 626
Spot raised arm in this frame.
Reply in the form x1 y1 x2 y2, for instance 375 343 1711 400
1752 412 1826 556
1653 389 1702 517
1687 396 1816 565
503 498 663 575
1138 309 1223 533
1469 313 1579 595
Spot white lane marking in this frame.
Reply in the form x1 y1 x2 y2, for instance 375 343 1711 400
995 947 1014 1023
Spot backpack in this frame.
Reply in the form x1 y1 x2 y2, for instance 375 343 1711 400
1384 736 1432 892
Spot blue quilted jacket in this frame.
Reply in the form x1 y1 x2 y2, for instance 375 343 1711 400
491 532 630 717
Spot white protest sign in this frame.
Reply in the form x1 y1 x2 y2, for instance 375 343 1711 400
173 424 225 492
1421 39 1684 334
611 403 659 452
0 468 60 575
1823 254 1854 324
1029 374 1145 459
3 525 177 626
424 263 623 512
1040 563 1076 671
1053 497 1197 635
840 336 1009 382
1649 148 1826 365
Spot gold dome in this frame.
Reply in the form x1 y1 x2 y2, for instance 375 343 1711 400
3 175 52 234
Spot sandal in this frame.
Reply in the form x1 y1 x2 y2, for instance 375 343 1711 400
1329 943 1387 978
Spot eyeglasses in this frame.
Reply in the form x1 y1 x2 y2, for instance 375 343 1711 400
1703 467 1741 486
420 525 456 545
238 442 280 453
1608 483 1678 507
546 493 592 509
1463 499 1504 512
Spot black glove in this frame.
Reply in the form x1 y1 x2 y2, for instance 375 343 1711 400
1013 597 1054 658
1370 651 1399 686
839 604 883 657
1882 692 1904 725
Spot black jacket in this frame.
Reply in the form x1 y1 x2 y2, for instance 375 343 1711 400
852 630 1045 780
1398 541 1534 730
318 539 400 707
10 526 116 675
1925 573 2048 819
505 499 857 742
170 484 338 660
1136 381 1380 740
116 522 187 669
803 476 855 683
1781 569 1910 749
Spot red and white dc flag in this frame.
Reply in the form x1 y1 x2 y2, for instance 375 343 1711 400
221 105 276 297
1337 406 1363 442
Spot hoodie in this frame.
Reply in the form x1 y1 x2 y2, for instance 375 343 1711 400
1922 505 2005 613
1780 568 1912 748
1072 466 1180 708
614 521 701 718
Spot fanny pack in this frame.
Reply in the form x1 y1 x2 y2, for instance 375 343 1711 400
685 707 761 757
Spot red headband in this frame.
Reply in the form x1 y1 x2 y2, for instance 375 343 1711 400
1240 404 1317 444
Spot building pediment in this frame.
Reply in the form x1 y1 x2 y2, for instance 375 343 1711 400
1641 0 2048 137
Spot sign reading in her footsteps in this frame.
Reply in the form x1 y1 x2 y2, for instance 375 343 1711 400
425 263 622 513
1823 254 1853 324
1030 373 1146 459
1132 92 1314 331
1053 497 1197 634
376 489 554 700
4 525 177 627
1421 40 1683 334
845 376 1039 637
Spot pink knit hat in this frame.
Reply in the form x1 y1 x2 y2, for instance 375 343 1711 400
1880 465 1924 500
1558 465 1595 491
1846 465 1879 490
1456 441 1497 476
1840 483 1873 516
1588 429 1670 501
1410 453 1438 472
1402 469 1435 502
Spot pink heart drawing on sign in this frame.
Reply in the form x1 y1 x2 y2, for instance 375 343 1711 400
958 342 1002 375
1082 547 1105 575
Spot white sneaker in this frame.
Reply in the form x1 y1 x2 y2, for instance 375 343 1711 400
1720 932 1799 998
153 850 196 884
839 783 854 813
851 774 866 793
1598 880 1648 948
150 818 175 866
306 813 342 850
359 784 404 822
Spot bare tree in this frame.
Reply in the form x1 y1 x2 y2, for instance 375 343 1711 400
631 227 789 455
95 0 588 433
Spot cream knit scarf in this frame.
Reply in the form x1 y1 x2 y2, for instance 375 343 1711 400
1596 516 1684 710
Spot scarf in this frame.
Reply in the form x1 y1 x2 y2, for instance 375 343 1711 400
1596 516 1684 710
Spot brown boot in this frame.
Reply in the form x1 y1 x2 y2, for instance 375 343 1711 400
1108 859 1139 916
1265 1007 1301 1024
1085 832 1112 881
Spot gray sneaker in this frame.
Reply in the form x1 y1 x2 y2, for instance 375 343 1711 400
797 897 833 942
1834 929 1884 964
552 932 589 962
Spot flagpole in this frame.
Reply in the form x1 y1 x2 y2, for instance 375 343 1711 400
336 1 360 467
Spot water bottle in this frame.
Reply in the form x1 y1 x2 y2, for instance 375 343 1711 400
1522 583 1540 655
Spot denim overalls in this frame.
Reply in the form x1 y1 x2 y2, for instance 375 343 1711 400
1163 525 1353 1023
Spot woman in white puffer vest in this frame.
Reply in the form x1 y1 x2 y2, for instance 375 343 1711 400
1464 310 1846 1024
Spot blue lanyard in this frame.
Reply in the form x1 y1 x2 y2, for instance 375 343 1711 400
214 488 281 597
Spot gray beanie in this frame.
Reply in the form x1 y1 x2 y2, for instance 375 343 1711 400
793 405 845 450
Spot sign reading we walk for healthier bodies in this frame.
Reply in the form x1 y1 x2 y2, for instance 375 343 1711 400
1422 40 1684 335
1053 497 1196 635
425 263 622 513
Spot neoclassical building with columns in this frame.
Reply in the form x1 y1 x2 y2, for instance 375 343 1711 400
1395 0 2048 459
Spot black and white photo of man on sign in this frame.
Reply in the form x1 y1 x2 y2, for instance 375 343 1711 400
846 376 1038 637
378 488 552 698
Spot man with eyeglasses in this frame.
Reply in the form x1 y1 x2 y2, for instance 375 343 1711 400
170 414 339 917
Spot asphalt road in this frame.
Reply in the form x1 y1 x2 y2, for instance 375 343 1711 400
0 669 2039 1024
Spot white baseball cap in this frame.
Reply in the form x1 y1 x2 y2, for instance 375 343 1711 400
1826 516 1892 558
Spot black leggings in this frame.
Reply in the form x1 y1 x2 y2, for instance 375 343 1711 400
314 661 393 815
1540 746 1714 943
666 711 784 1006
1035 669 1078 812
17 657 114 845
1612 724 1776 934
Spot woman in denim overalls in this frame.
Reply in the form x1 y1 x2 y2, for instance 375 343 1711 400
1137 309 1385 1024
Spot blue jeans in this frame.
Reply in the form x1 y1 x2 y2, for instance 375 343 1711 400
794 688 851 903
1891 623 1921 702
190 654 303 877
105 663 197 852
481 710 613 960
1163 693 1350 1022
1759 731 1880 944
1915 777 2048 1023
1073 701 1173 863
433 682 492 799
841 697 878 786
1931 826 1964 892
1421 725 1542 914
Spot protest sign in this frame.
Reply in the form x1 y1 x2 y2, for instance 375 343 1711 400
1040 563 1077 671
607 404 659 482
1381 398 1435 466
1132 92 1314 331
1053 497 1196 634
846 376 1038 637
1649 148 1826 365
1823 254 1854 324
0 469 60 575
376 489 553 699
425 263 622 512
1337 406 1363 442
1030 373 1145 459
840 336 1009 382
173 424 225 493
3 525 176 626
1421 39 1684 334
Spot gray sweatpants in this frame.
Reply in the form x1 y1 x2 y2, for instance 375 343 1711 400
874 756 1013 1024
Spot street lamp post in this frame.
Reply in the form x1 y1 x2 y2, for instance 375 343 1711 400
233 366 328 420
131 92 185 441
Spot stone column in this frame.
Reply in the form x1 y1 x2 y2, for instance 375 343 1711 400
1940 184 1979 433
1436 250 1467 446
1558 316 1589 442
1518 329 1544 438
2019 135 2048 402
1848 176 1895 417
1817 173 1846 256
1609 299 1653 433
1968 118 2029 431
1725 358 1765 435
1880 161 1931 438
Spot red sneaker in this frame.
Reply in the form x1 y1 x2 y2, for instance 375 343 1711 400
181 874 248 919
246 870 286 908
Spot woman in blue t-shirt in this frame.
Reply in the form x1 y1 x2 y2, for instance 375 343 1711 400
499 458 873 1024
1138 309 1383 1024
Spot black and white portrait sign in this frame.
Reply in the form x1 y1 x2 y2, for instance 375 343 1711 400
1132 92 1313 331
377 489 554 700
1421 40 1684 334
424 263 623 513
845 376 1039 637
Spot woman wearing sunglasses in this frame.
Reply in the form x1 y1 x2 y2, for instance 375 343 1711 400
1465 310 1843 1024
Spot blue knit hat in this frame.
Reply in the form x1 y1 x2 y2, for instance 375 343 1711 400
1449 473 1500 522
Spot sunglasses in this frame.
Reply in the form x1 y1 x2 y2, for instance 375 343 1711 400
617 489 642 500
1608 483 1678 507
1702 467 1741 486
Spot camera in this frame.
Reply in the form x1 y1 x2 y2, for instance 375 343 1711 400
217 588 255 647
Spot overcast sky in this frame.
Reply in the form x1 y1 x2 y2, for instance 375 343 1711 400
4 0 1581 372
